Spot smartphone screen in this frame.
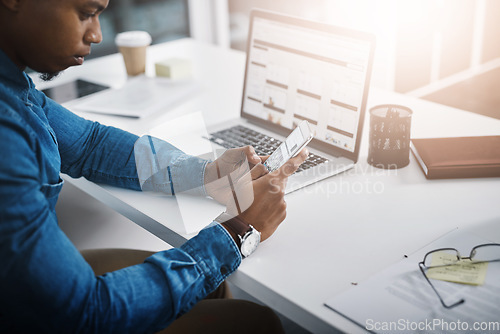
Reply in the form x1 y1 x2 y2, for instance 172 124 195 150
263 121 312 172
42 79 110 103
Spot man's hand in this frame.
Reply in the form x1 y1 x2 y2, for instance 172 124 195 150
234 148 309 242
204 146 264 204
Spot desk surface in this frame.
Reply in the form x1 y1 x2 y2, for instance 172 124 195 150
34 38 500 334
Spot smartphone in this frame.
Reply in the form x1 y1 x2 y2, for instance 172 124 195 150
263 120 313 172
42 79 110 103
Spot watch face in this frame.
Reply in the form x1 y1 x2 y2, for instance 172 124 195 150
241 232 260 257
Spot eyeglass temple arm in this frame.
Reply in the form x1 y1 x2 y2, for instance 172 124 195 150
418 262 465 309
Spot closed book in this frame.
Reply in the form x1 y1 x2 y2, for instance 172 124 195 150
410 136 500 179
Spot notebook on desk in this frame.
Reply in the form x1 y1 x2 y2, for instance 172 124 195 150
205 9 376 193
411 136 500 179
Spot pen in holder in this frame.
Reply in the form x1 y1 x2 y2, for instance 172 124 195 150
367 104 413 169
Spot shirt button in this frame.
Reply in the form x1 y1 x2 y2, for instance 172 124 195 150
220 266 228 275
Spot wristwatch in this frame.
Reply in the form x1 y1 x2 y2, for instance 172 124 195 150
215 212 261 258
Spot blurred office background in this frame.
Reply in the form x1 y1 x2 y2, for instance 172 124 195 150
58 2 498 332
92 0 499 119
64 0 500 283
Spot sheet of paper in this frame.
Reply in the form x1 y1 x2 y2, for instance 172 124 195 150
427 252 488 285
67 75 199 118
324 230 500 333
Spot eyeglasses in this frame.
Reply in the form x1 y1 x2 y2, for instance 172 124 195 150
418 243 500 309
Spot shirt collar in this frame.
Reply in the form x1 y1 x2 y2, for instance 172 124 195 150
0 48 34 102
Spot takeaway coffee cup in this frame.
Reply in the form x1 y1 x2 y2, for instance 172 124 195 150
115 31 152 76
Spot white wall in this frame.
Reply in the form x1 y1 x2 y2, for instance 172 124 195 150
223 0 498 93
188 0 231 48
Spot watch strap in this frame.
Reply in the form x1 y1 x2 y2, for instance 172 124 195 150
215 212 260 258
215 212 251 247
222 215 251 237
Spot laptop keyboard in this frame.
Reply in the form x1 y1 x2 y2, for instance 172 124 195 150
208 125 328 173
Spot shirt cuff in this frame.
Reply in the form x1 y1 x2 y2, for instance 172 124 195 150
181 223 241 289
171 155 209 196
134 135 209 196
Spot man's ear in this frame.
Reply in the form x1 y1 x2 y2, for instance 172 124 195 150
1 0 23 12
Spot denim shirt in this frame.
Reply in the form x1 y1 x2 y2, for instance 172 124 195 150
0 49 241 333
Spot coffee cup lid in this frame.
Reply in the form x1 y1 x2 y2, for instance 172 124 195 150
115 31 152 47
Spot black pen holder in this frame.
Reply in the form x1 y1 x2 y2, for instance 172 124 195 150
367 104 413 169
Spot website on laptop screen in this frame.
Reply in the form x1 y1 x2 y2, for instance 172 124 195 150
242 15 373 153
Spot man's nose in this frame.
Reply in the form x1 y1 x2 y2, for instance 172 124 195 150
84 20 103 44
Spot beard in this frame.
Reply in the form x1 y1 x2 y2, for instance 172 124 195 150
39 72 61 81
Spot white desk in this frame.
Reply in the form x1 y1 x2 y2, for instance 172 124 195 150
34 38 500 334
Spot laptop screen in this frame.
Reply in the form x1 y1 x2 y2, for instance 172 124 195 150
241 10 375 161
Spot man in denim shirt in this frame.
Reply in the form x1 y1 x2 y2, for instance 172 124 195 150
0 0 308 333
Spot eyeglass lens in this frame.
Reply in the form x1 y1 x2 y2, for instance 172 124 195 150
470 244 500 262
423 249 459 268
424 244 500 267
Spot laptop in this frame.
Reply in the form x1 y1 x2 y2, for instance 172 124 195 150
206 9 376 193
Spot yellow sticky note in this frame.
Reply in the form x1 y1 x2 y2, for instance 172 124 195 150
155 58 192 80
426 251 488 285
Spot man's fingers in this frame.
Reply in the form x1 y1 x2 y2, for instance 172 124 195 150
249 163 268 180
275 148 309 178
241 145 261 165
